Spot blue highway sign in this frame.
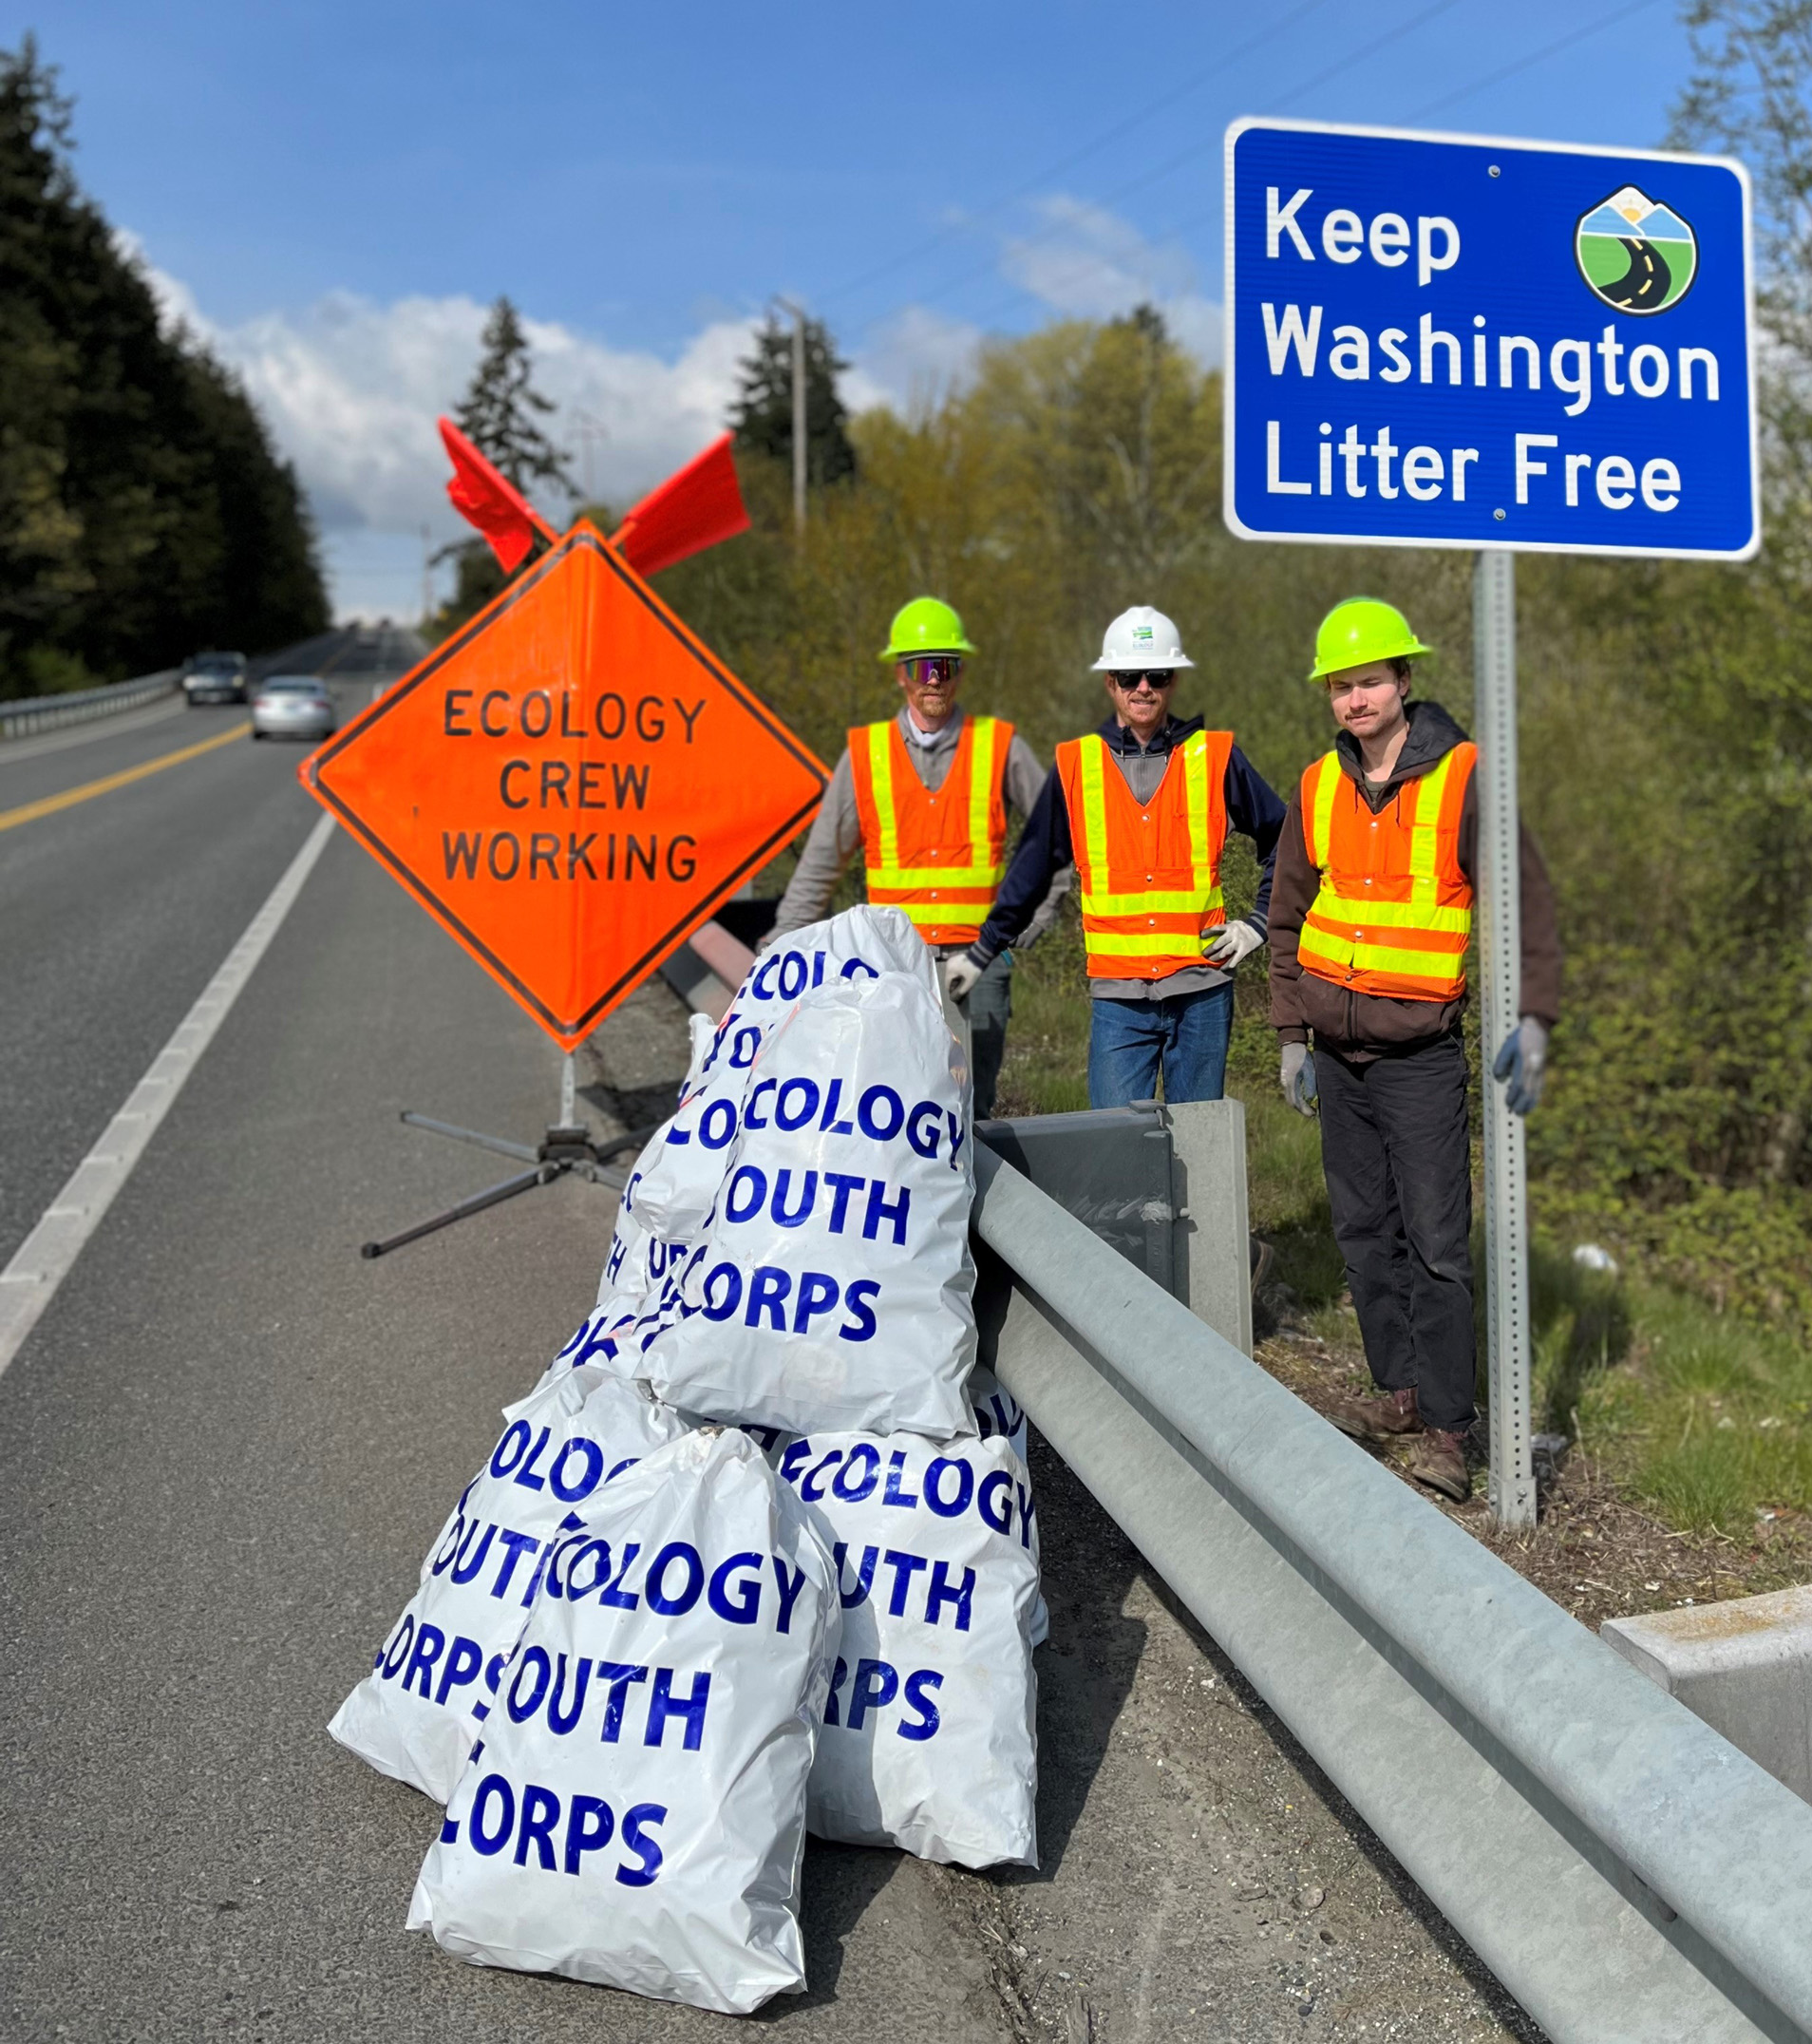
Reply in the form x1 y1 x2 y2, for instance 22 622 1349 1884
1224 120 1757 558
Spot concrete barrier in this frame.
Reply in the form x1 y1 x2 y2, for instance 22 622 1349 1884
1603 1588 1812 1805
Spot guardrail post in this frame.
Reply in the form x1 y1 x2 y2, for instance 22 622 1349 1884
1474 550 1536 1529
1165 1098 1253 1355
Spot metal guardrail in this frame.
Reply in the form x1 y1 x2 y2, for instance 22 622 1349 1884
0 669 181 741
972 1144 1812 2044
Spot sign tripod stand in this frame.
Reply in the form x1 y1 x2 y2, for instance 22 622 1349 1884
359 1052 657 1261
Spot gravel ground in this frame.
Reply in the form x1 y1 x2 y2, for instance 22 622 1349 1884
1255 1320 1812 1636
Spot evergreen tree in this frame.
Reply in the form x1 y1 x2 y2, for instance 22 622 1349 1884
731 314 858 488
427 295 574 640
0 37 328 695
453 296 574 497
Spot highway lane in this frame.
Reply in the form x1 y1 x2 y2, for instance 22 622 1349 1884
0 725 1007 2041
0 626 411 1272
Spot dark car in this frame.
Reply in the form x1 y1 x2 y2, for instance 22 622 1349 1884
182 651 248 705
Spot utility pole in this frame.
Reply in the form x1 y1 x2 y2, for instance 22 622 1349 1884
574 410 608 504
420 524 432 629
776 297 808 536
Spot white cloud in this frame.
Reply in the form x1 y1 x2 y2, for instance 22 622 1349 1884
843 305 985 415
1000 196 1222 366
124 234 764 620
115 201 1218 623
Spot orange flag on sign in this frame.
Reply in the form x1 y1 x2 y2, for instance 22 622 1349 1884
438 417 557 572
613 432 750 579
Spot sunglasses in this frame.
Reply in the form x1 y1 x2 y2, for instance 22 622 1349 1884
1110 670 1178 690
901 655 963 685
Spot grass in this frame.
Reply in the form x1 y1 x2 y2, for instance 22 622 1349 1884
994 902 1812 1542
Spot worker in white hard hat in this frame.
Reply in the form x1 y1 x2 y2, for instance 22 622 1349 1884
949 605 1287 1107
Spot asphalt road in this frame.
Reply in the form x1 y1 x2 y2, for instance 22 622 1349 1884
1601 235 1670 310
0 639 1539 2041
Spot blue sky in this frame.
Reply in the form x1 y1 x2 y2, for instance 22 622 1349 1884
15 0 1698 618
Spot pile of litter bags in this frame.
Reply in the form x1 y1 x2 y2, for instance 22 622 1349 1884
329 907 1042 2015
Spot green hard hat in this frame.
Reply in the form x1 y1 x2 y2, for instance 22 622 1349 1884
878 596 977 663
1308 597 1432 681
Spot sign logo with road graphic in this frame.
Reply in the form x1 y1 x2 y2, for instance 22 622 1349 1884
1576 185 1697 314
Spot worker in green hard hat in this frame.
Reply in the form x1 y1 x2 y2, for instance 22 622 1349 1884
765 596 1069 1117
1267 596 1563 1504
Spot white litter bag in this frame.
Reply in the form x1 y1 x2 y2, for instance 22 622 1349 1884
408 1429 840 2016
328 1372 689 1803
631 906 936 1245
640 970 977 1437
777 1430 1039 1868
969 1366 1048 1648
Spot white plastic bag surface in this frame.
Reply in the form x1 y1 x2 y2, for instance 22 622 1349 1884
631 906 937 1245
969 1367 1048 1648
328 1372 689 1804
640 970 977 1437
407 1428 840 2016
777 1430 1039 1868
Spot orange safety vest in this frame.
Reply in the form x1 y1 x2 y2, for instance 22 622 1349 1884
847 713 1013 947
1054 729 1232 980
1297 743 1477 1001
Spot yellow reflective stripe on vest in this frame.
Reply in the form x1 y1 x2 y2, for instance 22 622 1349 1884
1081 885 1224 917
1308 891 1470 934
887 899 989 927
1307 751 1339 868
1408 749 1456 904
1299 926 1467 986
1083 929 1213 958
968 717 997 876
865 723 899 875
1077 733 1111 881
1184 731 1216 893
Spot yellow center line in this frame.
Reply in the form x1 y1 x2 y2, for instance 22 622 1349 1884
0 721 251 834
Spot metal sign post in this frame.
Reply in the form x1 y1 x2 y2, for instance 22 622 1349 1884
1223 117 1756 1524
1473 551 1535 1527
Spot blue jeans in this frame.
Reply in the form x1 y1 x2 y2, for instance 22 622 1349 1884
1086 983 1235 1107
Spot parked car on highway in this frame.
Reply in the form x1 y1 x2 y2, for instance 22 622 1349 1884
251 675 336 741
182 651 248 705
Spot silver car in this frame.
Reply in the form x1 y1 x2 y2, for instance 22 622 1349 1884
251 675 337 741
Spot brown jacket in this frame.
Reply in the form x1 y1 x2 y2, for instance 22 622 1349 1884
1268 701 1561 1057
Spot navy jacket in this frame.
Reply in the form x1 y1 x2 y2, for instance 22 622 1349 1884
972 713 1288 965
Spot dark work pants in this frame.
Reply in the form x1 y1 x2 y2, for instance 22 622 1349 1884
1316 1031 1477 1432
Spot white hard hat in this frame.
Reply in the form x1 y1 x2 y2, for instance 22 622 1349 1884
1091 604 1195 672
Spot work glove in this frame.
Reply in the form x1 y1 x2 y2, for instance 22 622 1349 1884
1280 1042 1317 1117
1492 1016 1550 1116
1203 919 1265 969
943 952 985 1002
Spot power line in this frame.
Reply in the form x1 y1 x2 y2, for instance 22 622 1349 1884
868 0 1470 327
942 0 1674 336
817 0 1340 314
1403 0 1666 120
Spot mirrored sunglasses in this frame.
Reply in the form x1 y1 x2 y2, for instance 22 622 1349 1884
902 655 963 684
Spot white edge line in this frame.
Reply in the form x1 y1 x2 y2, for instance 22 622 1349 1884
0 811 336 1380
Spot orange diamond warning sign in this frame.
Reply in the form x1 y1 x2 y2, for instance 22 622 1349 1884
300 522 827 1049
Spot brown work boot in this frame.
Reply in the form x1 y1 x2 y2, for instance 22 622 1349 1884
1326 1385 1422 1441
1407 1428 1471 1502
